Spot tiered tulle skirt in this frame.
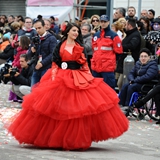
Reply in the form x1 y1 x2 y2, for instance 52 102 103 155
8 69 129 150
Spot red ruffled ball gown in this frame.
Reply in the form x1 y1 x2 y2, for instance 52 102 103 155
7 41 129 150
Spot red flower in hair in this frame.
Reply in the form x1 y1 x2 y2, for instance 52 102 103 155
61 22 67 32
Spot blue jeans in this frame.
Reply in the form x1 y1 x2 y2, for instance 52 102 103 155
119 83 143 106
31 69 48 87
92 71 115 89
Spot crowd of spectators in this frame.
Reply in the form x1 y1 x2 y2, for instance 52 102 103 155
0 7 160 108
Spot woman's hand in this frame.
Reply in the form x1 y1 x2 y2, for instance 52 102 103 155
35 62 42 70
31 47 36 53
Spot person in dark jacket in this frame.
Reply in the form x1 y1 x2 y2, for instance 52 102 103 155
28 19 57 86
0 44 14 64
148 9 155 29
11 17 37 50
43 19 61 41
0 34 15 64
116 18 141 91
119 48 159 109
7 15 15 30
10 54 33 99
49 16 60 34
136 21 147 36
17 17 37 41
125 6 138 21
123 18 141 62
81 23 92 69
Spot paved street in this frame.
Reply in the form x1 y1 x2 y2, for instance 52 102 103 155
0 83 160 160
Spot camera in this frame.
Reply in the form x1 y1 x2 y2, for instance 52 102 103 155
0 63 12 83
28 35 41 66
32 35 41 49
10 67 19 77
27 55 37 66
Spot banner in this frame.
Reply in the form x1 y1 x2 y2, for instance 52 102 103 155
27 0 73 6
26 6 73 24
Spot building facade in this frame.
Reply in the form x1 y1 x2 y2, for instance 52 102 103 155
0 0 26 17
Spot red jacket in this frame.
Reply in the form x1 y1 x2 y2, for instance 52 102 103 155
12 47 28 71
91 28 123 72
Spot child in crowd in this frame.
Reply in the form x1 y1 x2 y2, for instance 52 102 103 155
0 32 10 53
12 35 30 71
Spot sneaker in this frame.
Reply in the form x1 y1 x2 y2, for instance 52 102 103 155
121 106 129 111
13 99 19 102
156 119 160 124
18 100 23 103
127 107 134 116
120 106 130 116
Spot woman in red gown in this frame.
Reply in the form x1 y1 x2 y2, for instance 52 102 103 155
8 23 129 150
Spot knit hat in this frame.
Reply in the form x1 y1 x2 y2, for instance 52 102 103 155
148 9 155 16
3 32 11 39
139 48 151 56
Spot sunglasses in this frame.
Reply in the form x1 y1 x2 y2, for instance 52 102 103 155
92 19 99 22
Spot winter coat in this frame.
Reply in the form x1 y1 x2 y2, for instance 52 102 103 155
0 44 14 61
17 28 37 41
116 27 141 74
11 64 34 86
91 26 123 72
0 40 10 52
28 32 57 71
51 22 60 34
128 59 159 84
123 27 141 62
82 33 93 56
12 47 28 71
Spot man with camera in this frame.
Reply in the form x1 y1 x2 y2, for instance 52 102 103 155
28 19 57 86
9 54 33 99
